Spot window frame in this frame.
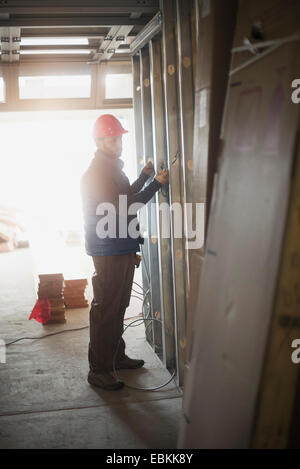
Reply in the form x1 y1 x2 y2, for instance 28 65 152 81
0 60 133 112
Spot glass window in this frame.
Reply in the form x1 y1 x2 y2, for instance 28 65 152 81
105 73 133 99
21 37 89 46
19 75 91 99
20 50 91 55
0 77 5 103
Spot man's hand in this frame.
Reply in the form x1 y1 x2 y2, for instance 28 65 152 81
142 160 154 176
155 169 169 185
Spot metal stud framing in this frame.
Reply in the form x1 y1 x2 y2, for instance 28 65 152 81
160 0 188 386
131 0 196 385
139 46 163 354
149 37 176 371
132 52 153 346
176 0 195 288
91 25 133 63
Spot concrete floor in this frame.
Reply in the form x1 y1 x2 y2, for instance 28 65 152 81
0 245 182 449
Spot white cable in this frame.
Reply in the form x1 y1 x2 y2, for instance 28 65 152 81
130 294 145 302
133 280 147 295
112 317 176 391
131 288 144 297
231 32 300 54
230 31 300 76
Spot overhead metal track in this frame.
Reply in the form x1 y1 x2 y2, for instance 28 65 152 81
0 1 159 62
91 25 133 63
0 17 149 27
20 29 107 39
130 11 162 56
0 26 20 62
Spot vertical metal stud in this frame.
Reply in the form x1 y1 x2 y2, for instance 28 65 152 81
176 0 195 276
140 46 163 353
132 53 153 344
149 37 176 371
161 0 188 386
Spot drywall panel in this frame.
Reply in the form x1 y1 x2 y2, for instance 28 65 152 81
179 0 300 448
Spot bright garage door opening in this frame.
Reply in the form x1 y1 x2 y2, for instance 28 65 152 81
0 109 137 278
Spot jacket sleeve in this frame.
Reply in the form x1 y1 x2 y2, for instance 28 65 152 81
127 179 162 206
99 178 162 211
130 171 150 193
81 170 162 212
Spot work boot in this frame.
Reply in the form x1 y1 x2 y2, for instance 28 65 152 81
116 356 145 370
88 370 124 391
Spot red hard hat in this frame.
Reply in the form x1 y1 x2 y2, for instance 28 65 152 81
93 114 128 139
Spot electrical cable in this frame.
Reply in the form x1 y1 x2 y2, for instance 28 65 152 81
112 317 176 391
130 294 145 302
4 314 176 392
131 288 144 297
230 31 300 76
133 281 147 295
4 315 146 346
110 254 177 390
5 326 89 346
4 256 176 392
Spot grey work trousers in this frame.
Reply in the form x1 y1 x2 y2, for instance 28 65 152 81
88 253 136 372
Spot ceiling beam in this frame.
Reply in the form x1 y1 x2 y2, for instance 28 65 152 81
0 0 159 15
20 26 142 36
0 16 151 27
21 29 108 39
130 11 161 55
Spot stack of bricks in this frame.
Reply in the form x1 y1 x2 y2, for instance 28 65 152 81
64 278 88 308
38 273 66 324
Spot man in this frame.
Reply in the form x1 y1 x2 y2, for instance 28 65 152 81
81 114 169 391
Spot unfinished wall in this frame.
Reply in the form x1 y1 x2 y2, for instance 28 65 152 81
179 0 300 449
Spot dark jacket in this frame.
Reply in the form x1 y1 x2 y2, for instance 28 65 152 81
80 150 161 256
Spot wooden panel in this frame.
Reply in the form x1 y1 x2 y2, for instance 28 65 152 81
252 99 300 449
179 0 300 448
185 0 237 366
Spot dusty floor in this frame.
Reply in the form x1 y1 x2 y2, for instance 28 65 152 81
0 245 182 449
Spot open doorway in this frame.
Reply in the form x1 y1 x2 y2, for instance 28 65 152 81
0 108 142 319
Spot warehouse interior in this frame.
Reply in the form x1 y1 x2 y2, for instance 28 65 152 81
0 0 300 450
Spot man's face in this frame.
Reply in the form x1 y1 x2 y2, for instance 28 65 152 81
97 135 122 159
